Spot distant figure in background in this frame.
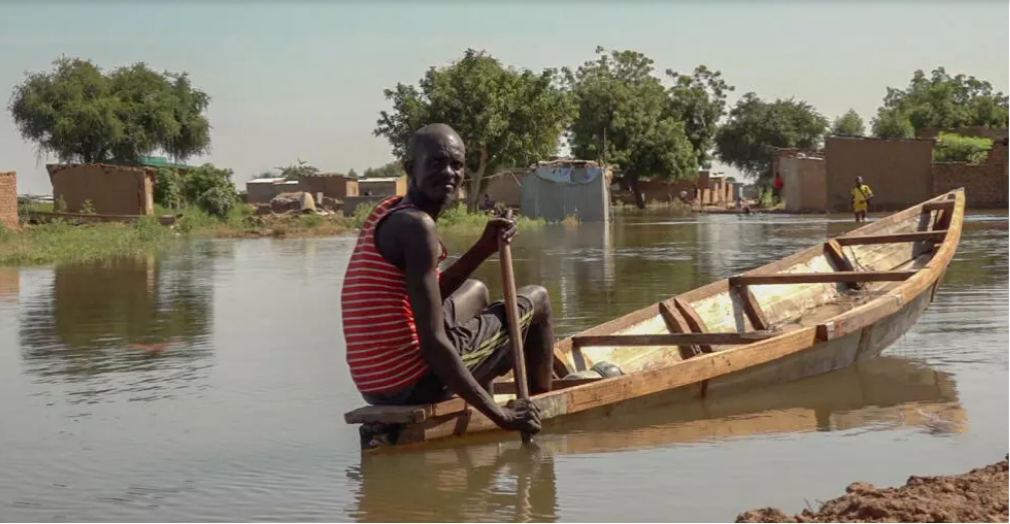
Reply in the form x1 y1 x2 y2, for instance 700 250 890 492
772 173 784 205
851 176 874 222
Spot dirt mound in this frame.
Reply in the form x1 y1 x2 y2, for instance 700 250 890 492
736 457 1008 523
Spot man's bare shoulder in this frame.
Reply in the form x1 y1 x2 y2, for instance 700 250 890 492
377 207 437 240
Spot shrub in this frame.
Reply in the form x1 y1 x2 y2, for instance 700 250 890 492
196 186 237 218
154 167 185 209
934 132 993 164
181 164 239 218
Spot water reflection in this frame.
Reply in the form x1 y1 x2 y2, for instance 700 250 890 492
0 267 18 304
348 445 558 523
17 250 220 404
344 355 963 522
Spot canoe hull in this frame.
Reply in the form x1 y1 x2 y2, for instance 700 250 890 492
348 190 964 452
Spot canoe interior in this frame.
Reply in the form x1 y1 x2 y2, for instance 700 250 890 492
558 197 950 379
343 190 964 447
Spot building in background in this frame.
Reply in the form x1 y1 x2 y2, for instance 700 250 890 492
520 159 611 222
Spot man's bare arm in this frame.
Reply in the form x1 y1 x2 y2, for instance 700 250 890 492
383 212 507 425
437 215 517 299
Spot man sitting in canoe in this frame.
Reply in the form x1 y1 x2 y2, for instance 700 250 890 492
340 123 552 436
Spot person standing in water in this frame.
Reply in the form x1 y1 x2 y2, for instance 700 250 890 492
850 176 874 222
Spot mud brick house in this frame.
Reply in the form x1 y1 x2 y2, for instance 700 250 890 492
246 177 300 204
47 164 156 215
297 173 359 201
358 176 407 197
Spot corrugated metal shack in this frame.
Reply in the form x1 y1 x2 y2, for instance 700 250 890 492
520 159 611 222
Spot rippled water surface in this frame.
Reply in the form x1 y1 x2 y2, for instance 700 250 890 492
0 210 1006 522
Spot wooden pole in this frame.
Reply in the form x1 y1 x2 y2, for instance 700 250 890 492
498 213 533 444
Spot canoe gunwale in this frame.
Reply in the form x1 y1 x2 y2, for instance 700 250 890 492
343 190 966 449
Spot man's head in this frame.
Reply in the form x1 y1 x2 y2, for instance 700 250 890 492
403 124 466 209
855 176 864 185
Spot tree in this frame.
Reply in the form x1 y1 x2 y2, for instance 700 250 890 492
666 65 735 167
276 158 319 180
362 160 406 179
374 48 574 210
714 93 829 182
7 56 211 165
831 109 865 137
347 168 359 178
871 67 1009 138
871 108 915 139
565 47 697 208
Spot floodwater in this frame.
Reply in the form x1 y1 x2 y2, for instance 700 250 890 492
0 210 1006 522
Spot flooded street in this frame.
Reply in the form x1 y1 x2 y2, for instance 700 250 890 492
0 210 1006 522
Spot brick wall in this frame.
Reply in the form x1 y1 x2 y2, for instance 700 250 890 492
632 178 698 204
0 171 17 229
825 137 935 212
932 140 1009 209
47 164 155 215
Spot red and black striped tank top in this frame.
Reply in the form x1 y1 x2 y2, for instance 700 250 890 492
341 196 448 395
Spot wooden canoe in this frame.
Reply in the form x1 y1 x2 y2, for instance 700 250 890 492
344 189 966 451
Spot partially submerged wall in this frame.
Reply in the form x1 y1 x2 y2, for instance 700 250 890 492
47 164 155 215
825 137 935 212
521 162 609 222
932 140 1008 209
0 171 17 229
780 156 826 213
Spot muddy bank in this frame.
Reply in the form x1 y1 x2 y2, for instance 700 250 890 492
737 457 1009 523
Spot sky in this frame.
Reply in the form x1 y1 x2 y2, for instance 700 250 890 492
1 1 1007 195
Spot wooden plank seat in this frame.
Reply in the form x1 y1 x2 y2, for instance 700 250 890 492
729 271 916 286
835 230 947 246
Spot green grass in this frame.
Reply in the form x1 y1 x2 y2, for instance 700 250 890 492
2 205 355 267
5 200 553 267
0 217 176 266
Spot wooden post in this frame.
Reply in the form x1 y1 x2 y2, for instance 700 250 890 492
498 223 533 444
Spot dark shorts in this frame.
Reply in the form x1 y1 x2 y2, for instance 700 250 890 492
362 293 536 406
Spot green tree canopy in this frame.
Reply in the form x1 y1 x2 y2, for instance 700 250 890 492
871 67 1009 139
374 48 574 209
564 47 697 208
7 56 211 165
665 65 735 167
831 109 865 137
714 93 829 182
347 168 359 178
